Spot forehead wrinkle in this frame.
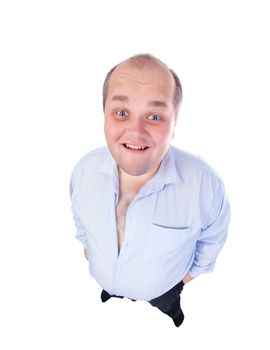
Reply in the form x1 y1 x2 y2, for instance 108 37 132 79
115 73 153 86
113 64 171 84
110 96 169 110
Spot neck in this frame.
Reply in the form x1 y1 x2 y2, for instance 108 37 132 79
117 167 158 196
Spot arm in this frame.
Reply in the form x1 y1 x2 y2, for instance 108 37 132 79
70 164 88 250
188 181 231 278
71 206 88 248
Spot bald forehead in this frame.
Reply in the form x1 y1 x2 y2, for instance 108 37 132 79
106 60 176 117
125 56 167 70
110 60 174 86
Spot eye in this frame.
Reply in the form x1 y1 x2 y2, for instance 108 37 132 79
116 110 128 118
148 114 161 121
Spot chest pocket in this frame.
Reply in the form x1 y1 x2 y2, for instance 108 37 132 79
144 224 190 260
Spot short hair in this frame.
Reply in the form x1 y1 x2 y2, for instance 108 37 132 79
102 53 183 118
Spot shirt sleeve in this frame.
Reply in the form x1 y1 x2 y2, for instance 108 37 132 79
70 206 88 249
69 167 88 249
188 181 231 278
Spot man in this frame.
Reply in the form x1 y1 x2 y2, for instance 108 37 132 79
69 53 231 327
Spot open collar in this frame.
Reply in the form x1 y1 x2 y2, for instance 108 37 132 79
97 146 183 195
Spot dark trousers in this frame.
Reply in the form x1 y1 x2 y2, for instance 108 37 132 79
101 280 185 327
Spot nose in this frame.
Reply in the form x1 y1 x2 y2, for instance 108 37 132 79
126 116 147 136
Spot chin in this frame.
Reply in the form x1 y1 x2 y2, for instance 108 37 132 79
123 168 147 176
119 164 149 177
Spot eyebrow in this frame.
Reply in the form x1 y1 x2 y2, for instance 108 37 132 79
111 95 129 103
147 100 168 108
111 95 168 108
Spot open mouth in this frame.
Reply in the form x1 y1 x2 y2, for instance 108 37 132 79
123 143 149 151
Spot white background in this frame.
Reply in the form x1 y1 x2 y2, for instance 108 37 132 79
0 0 269 349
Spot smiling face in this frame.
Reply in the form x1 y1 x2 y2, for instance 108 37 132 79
104 61 176 177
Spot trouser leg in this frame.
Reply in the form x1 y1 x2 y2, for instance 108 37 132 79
148 281 185 327
101 281 185 327
101 289 113 302
101 289 124 303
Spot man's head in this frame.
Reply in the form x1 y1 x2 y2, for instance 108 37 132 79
103 54 183 178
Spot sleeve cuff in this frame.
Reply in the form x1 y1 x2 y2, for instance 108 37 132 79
188 262 216 278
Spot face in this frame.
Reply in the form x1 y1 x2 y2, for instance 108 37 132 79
104 62 176 177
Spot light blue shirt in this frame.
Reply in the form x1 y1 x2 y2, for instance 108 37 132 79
69 146 230 301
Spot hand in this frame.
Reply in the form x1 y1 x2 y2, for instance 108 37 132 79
182 274 193 285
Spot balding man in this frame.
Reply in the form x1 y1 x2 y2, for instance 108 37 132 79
69 54 231 327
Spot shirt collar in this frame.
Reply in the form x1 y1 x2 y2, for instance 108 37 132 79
97 146 183 192
151 146 183 186
97 149 119 191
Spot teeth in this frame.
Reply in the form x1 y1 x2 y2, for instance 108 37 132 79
125 143 147 150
